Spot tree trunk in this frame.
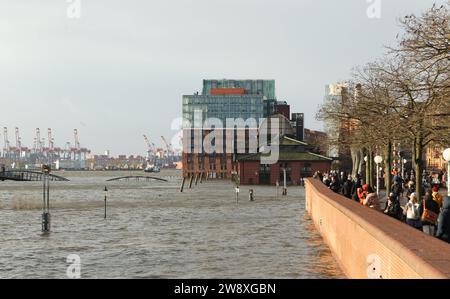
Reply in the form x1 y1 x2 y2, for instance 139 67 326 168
358 149 364 175
365 149 370 185
369 148 374 187
414 137 424 201
351 148 358 177
384 141 392 197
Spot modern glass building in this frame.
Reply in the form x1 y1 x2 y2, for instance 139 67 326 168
183 79 276 128
182 94 264 127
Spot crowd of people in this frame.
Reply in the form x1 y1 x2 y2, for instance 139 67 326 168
313 170 450 244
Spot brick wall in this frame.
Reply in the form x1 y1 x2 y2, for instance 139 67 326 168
305 178 450 279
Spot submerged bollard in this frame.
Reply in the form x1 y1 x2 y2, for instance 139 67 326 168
249 189 254 201
180 177 186 192
104 186 108 219
189 175 194 189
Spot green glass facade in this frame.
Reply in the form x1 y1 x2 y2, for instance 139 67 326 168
182 94 264 127
183 79 277 128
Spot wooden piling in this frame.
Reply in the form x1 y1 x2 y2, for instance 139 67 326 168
180 177 186 192
189 174 194 189
195 173 200 186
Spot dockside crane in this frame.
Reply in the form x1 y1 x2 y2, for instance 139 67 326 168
3 127 10 158
143 134 156 161
161 135 174 166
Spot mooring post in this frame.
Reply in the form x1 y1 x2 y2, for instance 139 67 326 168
180 177 186 192
235 186 240 204
199 172 203 184
189 174 194 189
104 186 108 219
195 173 200 186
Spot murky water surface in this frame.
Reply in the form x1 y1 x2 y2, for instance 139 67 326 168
0 170 343 278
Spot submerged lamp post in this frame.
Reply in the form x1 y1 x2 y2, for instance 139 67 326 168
443 148 450 196
374 155 383 196
104 186 108 219
41 164 51 233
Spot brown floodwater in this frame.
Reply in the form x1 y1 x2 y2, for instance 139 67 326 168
0 170 344 278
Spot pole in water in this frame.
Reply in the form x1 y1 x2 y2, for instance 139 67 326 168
235 186 240 204
41 164 51 233
189 174 194 189
104 186 108 219
180 177 186 192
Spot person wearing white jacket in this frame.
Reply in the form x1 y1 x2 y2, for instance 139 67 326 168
403 192 422 230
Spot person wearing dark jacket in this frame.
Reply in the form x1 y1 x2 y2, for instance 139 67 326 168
391 180 403 201
329 176 340 193
341 175 353 199
436 196 450 243
351 175 362 202
384 193 402 220
419 191 440 236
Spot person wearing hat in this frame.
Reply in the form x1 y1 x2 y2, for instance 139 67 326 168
431 185 443 210
403 192 422 230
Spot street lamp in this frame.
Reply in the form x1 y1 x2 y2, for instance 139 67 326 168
104 186 108 219
374 155 383 196
443 148 450 196
402 158 407 179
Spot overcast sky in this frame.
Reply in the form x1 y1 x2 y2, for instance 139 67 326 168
0 0 446 155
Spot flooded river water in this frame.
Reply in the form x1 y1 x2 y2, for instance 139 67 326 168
0 170 343 278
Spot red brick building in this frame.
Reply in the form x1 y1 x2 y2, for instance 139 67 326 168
238 136 332 185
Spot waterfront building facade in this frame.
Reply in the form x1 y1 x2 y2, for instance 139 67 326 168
182 79 332 182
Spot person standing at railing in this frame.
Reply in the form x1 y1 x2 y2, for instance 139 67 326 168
419 190 440 236
436 196 450 243
363 185 381 211
403 193 422 230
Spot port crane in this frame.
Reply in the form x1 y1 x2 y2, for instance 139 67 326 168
160 136 173 158
143 134 156 161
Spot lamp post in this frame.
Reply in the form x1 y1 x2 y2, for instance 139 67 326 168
374 155 383 196
104 186 108 219
443 148 450 196
401 158 407 179
364 156 369 185
42 164 51 233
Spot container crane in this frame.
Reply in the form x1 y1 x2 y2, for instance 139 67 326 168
3 127 10 158
161 135 174 167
